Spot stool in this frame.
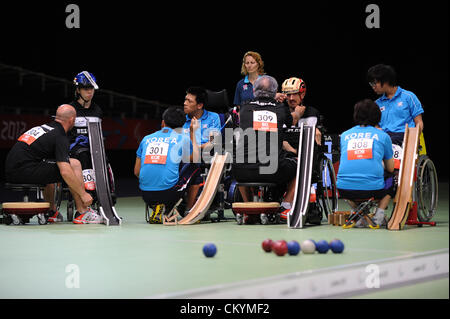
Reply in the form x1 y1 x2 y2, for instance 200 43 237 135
4 183 46 202
2 202 50 225
232 201 280 225
342 198 379 229
145 198 182 225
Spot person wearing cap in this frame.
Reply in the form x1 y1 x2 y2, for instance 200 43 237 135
56 71 105 224
5 105 98 223
68 71 103 144
367 64 424 146
279 77 323 154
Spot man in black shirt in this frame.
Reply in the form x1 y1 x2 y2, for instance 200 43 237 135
5 104 99 223
232 75 299 214
278 77 322 152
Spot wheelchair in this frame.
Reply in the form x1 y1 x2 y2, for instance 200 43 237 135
405 133 438 225
227 124 339 225
54 150 117 222
160 89 236 223
312 141 339 221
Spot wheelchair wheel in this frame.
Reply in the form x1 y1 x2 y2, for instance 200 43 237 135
54 183 63 213
107 163 117 205
416 155 438 222
317 156 338 218
67 196 75 222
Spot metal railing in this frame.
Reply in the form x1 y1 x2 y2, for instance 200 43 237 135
0 62 173 119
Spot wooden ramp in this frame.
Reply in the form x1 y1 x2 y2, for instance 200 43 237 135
178 153 230 225
387 125 420 230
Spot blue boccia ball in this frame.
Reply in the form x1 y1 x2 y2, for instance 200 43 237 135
315 240 329 254
203 243 217 257
287 240 301 256
329 239 344 253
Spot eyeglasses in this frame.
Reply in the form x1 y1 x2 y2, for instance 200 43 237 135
368 81 377 87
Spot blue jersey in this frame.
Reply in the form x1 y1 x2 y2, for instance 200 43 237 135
337 126 393 191
136 127 192 191
182 109 221 145
376 86 424 133
233 75 261 106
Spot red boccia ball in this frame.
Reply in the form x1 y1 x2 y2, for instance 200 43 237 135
272 240 288 256
262 239 273 252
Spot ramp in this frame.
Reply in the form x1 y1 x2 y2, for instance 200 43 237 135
178 153 230 225
288 123 316 228
87 117 122 226
387 125 419 230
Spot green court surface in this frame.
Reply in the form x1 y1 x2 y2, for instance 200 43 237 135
0 183 448 299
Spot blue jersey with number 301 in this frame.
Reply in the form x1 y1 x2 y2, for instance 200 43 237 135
136 128 192 191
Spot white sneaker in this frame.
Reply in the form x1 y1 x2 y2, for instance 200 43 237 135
355 217 368 228
73 207 103 224
373 210 386 226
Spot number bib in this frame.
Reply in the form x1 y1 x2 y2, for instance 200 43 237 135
144 142 169 164
347 138 373 160
18 125 53 145
392 144 403 169
253 111 277 132
82 169 96 191
74 117 88 135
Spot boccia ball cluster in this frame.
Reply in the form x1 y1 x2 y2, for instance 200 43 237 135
262 238 344 256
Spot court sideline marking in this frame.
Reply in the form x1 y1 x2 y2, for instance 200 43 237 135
148 248 448 299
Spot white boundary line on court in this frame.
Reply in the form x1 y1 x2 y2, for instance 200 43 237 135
148 248 449 299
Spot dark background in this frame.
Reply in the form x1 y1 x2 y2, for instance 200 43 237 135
0 1 448 181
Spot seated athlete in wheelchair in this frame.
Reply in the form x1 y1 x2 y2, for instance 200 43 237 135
279 76 339 225
336 99 395 228
174 87 237 221
230 75 313 224
53 71 116 224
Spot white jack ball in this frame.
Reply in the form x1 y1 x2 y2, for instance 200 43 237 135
301 240 316 254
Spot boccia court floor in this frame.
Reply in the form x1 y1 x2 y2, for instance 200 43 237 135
0 183 448 299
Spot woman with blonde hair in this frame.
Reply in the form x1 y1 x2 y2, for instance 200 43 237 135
233 51 265 107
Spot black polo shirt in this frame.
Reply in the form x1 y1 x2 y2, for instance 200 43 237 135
283 103 321 150
234 97 293 168
68 100 103 143
5 121 70 173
